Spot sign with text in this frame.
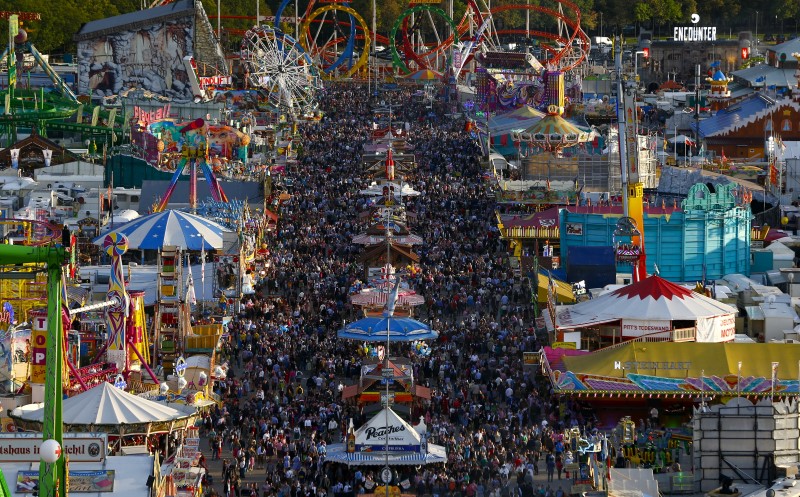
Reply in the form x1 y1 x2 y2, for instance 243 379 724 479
199 75 232 87
0 433 106 463
29 310 47 384
133 104 171 126
17 470 114 493
673 26 717 41
621 319 671 337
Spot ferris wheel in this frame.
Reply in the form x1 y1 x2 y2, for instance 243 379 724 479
240 26 323 115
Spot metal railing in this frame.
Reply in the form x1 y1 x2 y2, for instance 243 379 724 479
600 327 697 352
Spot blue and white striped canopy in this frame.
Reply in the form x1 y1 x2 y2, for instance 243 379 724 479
93 210 230 250
323 443 447 466
337 316 438 342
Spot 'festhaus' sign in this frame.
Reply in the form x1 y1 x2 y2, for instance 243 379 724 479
0 434 106 463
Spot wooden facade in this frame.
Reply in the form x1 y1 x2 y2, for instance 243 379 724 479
704 101 800 159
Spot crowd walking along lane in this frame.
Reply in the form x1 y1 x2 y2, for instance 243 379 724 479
195 83 597 497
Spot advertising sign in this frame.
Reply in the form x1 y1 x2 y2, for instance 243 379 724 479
199 75 232 87
29 311 47 384
0 433 107 463
621 319 671 337
17 470 114 493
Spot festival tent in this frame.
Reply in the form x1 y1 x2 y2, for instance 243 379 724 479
543 341 800 397
93 209 230 250
323 407 447 466
549 275 737 341
10 382 197 428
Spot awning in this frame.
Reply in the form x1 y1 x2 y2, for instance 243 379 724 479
324 444 447 466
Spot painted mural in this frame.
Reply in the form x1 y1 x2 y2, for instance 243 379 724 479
77 17 195 100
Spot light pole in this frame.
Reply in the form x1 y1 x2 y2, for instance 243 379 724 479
754 11 759 56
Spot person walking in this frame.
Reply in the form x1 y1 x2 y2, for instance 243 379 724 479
546 452 556 482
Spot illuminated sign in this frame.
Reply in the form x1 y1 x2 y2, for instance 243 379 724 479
673 26 717 41
199 75 232 87
133 104 171 125
673 14 716 41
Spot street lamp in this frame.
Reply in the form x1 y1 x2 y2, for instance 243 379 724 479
755 11 759 56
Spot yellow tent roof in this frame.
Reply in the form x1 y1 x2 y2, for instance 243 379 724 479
562 341 800 380
537 273 575 304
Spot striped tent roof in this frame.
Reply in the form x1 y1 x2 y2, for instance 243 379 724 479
323 443 447 466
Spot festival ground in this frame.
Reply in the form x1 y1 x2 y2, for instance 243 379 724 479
196 359 576 497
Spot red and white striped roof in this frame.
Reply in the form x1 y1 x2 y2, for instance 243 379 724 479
555 276 736 329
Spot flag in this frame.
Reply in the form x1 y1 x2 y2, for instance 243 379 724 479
383 276 401 317
770 161 779 185
200 245 206 287
547 272 557 329
186 273 197 305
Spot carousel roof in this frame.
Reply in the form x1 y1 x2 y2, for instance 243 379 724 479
553 275 736 330
10 382 196 426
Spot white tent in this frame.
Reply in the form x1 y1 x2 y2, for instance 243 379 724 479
10 382 196 426
324 407 447 466
552 275 737 342
355 408 420 451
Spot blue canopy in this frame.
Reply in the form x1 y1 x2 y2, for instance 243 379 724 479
337 316 438 342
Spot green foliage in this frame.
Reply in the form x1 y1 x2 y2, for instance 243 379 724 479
0 0 796 55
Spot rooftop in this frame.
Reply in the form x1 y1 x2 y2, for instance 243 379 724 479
75 0 195 41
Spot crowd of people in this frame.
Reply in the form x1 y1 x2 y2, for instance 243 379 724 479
199 83 597 497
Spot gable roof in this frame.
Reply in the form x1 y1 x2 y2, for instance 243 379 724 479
75 0 195 41
731 64 796 88
767 37 800 60
693 93 784 138
0 132 80 170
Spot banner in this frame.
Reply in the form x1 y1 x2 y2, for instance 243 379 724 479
695 314 736 342
29 311 47 384
17 470 114 493
9 149 19 170
620 319 671 337
0 434 106 463
42 149 52 168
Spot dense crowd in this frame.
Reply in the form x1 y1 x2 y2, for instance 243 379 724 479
200 83 597 497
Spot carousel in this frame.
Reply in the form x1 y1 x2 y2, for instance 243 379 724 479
9 382 199 455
